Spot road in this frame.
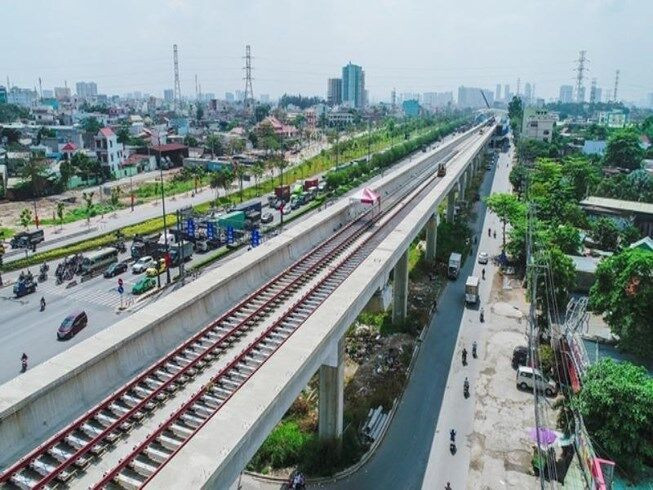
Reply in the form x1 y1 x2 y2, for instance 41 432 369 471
323 143 513 490
0 134 461 388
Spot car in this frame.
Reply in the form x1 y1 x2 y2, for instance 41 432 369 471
145 258 167 277
282 205 292 215
104 262 128 278
318 181 327 192
132 256 154 274
132 276 156 295
478 251 489 264
261 212 273 224
512 346 529 369
516 366 557 397
57 311 88 340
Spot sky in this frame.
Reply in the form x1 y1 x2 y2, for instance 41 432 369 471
1 0 652 103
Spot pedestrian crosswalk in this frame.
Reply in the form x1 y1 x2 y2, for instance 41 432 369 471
36 278 132 310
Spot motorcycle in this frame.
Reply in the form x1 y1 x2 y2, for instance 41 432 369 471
38 271 47 282
464 378 470 398
462 348 467 366
472 342 477 359
450 442 457 454
287 472 306 490
21 357 28 373
480 308 485 323
40 297 46 311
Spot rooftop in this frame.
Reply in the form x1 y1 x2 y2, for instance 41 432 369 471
580 196 653 216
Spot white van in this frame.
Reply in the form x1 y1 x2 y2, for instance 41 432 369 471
516 366 557 397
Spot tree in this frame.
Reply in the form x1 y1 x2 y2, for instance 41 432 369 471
484 193 526 251
252 162 265 196
196 105 204 121
619 224 641 247
0 103 29 123
603 129 644 171
561 156 600 200
110 185 122 206
226 138 246 155
56 202 65 228
572 359 653 478
509 163 529 195
590 217 619 251
532 246 575 311
82 191 94 224
589 249 653 356
271 157 288 186
549 224 581 255
22 157 48 199
218 169 235 202
71 153 101 183
507 96 523 134
234 165 247 203
58 159 75 189
19 208 32 229
254 104 270 123
81 116 102 135
205 134 224 157
184 135 198 147
209 172 222 204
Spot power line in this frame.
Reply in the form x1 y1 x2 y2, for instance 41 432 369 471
574 50 589 103
243 44 254 114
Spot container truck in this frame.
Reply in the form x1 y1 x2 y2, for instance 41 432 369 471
465 275 480 304
447 252 462 279
170 242 194 266
304 178 318 191
274 185 290 202
131 233 162 260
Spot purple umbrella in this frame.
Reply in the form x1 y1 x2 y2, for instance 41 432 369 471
529 427 558 446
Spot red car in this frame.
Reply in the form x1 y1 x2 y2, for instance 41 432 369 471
57 311 88 340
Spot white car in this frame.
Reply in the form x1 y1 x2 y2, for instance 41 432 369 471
132 256 154 274
478 251 489 264
516 366 557 397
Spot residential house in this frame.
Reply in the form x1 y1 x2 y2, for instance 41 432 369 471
580 196 653 238
94 127 125 174
581 140 607 157
258 116 298 139
597 110 626 128
521 107 556 142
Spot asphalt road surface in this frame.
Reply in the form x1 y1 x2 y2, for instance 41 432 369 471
325 144 513 490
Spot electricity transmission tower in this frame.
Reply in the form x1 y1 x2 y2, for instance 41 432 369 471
243 45 255 114
173 44 181 111
574 50 588 103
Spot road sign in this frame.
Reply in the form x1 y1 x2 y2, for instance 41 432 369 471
206 222 215 240
117 285 124 295
185 218 195 236
226 226 234 245
251 229 260 248
118 278 123 287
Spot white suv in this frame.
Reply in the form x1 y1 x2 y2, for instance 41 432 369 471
516 366 557 397
132 256 154 274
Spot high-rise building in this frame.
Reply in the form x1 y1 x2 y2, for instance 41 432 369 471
341 62 365 109
504 84 511 101
235 90 245 102
225 92 235 103
577 86 586 103
495 84 501 102
594 87 602 103
0 85 6 104
524 83 532 103
164 89 174 102
457 86 494 108
647 93 653 109
422 92 453 109
327 78 342 105
54 86 71 100
559 85 573 103
76 81 98 98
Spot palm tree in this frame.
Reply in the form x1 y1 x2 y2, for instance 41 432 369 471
252 162 265 196
56 202 65 229
234 165 247 203
209 172 221 204
22 157 47 199
272 157 289 186
206 134 224 158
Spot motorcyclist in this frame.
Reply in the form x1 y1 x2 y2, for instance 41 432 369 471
488 227 491 237
480 307 485 323
482 268 485 280
493 230 496 239
21 353 28 372
472 341 478 358
445 482 452 490
40 296 46 310
450 429 456 442
464 377 470 396
462 348 467 365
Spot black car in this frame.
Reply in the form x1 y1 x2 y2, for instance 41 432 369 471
261 212 273 224
57 311 88 340
512 346 529 369
104 261 128 278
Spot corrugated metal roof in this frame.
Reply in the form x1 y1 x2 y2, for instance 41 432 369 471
580 196 653 216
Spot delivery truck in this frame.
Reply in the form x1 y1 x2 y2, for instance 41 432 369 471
448 252 462 279
465 275 480 304
218 211 246 230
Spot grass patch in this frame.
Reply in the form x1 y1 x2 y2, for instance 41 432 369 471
40 202 123 226
248 419 312 472
0 227 16 239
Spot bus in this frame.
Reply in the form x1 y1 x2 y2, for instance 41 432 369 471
81 247 119 275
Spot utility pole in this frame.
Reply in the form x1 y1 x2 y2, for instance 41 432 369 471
613 69 620 102
243 45 255 115
367 117 372 162
38 77 43 100
574 50 588 103
173 44 181 112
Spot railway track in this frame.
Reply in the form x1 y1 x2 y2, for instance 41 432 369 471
0 131 481 489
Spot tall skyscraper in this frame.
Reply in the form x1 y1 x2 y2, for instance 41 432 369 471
225 92 235 103
457 86 494 108
327 78 342 105
495 84 501 102
559 85 573 103
504 84 511 101
163 89 174 102
524 83 532 102
341 62 365 109
76 81 98 98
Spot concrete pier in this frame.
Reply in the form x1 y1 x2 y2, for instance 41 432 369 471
447 191 455 222
318 337 344 440
392 249 409 324
425 214 438 263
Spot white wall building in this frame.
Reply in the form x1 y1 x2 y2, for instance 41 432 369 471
94 127 125 174
522 108 555 142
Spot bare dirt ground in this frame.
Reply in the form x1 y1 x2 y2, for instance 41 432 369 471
466 273 542 490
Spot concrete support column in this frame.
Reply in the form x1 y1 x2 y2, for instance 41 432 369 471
318 337 344 440
459 177 466 201
392 249 409 324
447 190 455 222
425 213 438 263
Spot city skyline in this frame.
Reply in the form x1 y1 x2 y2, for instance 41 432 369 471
1 0 651 104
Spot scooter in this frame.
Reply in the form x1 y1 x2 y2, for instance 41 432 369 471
472 342 478 359
462 349 467 366
40 297 46 312
464 378 470 398
450 442 457 455
480 308 485 323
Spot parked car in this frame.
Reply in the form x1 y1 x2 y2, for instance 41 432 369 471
516 366 556 397
146 258 167 277
104 262 128 278
512 346 528 369
132 276 156 295
261 212 273 224
57 311 88 340
282 205 292 215
132 256 154 274
478 251 489 264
